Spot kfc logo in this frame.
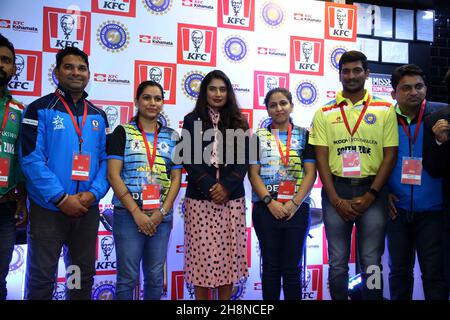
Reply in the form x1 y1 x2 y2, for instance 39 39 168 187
327 90 336 99
177 23 217 66
94 73 107 82
91 100 134 132
302 265 323 300
91 0 137 17
8 50 42 96
325 3 357 41
139 35 151 43
134 61 177 104
43 7 91 54
95 231 117 275
218 0 255 31
290 36 324 76
253 71 289 109
0 19 11 29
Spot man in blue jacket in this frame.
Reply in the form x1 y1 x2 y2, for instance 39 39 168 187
387 64 448 300
20 47 109 300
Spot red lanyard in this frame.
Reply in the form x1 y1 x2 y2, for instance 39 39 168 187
339 95 371 138
273 123 292 167
55 91 87 146
0 100 11 146
398 99 426 146
138 121 158 173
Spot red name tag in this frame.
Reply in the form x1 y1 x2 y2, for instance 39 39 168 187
277 180 296 203
401 157 422 185
342 151 361 177
72 154 91 181
0 158 10 187
142 184 160 210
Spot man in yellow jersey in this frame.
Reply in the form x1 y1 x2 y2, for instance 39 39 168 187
309 51 398 300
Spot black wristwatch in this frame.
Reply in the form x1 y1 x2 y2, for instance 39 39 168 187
262 195 273 205
368 188 379 198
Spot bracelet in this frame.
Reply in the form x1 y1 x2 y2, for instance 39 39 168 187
118 190 130 201
291 198 300 207
131 206 140 214
334 199 344 209
56 194 69 207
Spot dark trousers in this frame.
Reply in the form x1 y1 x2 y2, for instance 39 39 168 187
253 201 310 300
0 202 17 300
387 209 449 300
24 201 99 300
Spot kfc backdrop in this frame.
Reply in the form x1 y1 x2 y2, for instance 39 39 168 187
2 0 425 300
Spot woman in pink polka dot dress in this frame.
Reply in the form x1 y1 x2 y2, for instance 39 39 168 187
180 70 250 300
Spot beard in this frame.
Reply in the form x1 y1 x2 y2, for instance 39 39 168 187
342 81 365 93
0 70 13 87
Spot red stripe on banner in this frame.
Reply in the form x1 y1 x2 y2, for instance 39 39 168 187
348 9 354 29
244 0 250 16
223 0 229 15
312 269 319 291
26 56 36 81
329 7 335 28
205 30 212 53
295 41 300 62
183 28 190 51
279 76 286 88
77 15 85 41
171 271 185 300
163 67 171 90
50 12 58 38
139 65 147 82
314 42 320 63
258 75 265 98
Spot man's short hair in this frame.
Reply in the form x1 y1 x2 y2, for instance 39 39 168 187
55 46 89 70
391 64 426 90
0 33 15 61
338 50 368 73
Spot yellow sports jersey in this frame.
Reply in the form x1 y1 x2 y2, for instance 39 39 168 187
309 90 398 177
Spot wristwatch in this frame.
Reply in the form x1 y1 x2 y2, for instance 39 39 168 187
160 207 167 216
262 195 273 205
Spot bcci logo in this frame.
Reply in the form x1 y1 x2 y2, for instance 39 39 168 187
222 35 248 63
48 63 58 88
325 3 357 42
8 246 25 273
182 71 205 101
52 283 66 300
296 81 318 106
258 117 272 129
218 0 255 31
230 277 247 300
143 0 173 15
97 20 130 52
43 7 91 54
260 1 284 28
157 110 171 127
8 50 42 96
177 23 217 66
364 113 377 125
290 37 324 76
178 198 186 218
92 280 116 300
329 47 348 71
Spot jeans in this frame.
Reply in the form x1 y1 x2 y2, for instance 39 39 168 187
253 201 310 300
387 209 448 300
25 201 100 300
113 207 172 300
0 202 17 300
322 181 388 300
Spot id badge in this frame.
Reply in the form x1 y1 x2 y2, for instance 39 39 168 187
401 157 422 185
72 153 91 181
342 151 361 177
142 184 160 210
277 180 296 203
0 158 10 187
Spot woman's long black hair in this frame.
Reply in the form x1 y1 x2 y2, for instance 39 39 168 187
192 70 249 132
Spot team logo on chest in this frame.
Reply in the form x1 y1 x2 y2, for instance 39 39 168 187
52 115 65 130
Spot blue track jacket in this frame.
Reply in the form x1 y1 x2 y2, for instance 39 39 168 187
19 86 110 211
